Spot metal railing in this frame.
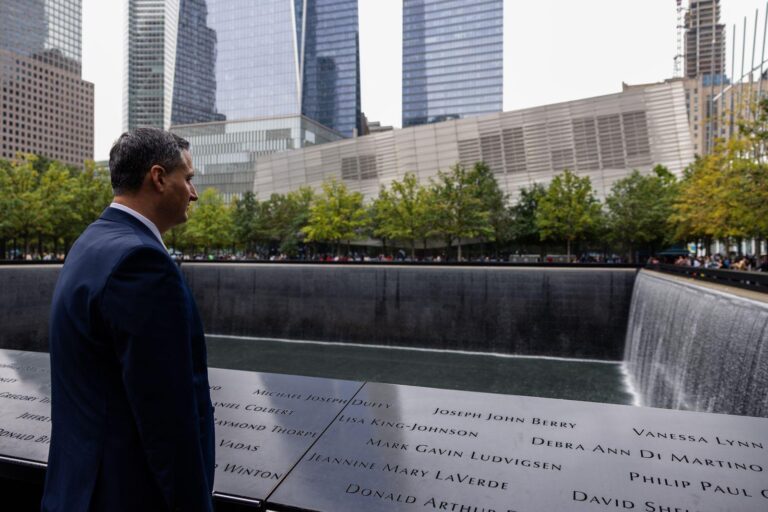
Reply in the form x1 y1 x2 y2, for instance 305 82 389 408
647 263 768 293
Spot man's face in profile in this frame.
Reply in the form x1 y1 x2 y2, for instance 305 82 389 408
162 149 198 228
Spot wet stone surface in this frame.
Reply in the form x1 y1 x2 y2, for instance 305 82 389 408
2 349 768 511
269 382 768 512
207 369 361 503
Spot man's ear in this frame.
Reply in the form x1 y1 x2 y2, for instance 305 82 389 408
147 165 167 192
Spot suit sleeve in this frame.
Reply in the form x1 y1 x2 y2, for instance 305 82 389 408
101 247 213 512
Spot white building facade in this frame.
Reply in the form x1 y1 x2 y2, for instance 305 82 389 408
253 82 694 201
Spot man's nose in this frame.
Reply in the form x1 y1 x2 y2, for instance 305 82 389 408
190 183 198 201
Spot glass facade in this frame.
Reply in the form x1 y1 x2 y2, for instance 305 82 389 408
0 0 94 165
0 0 81 73
206 0 299 120
125 0 170 130
300 0 362 137
402 0 503 128
171 0 223 125
171 115 343 202
126 0 361 136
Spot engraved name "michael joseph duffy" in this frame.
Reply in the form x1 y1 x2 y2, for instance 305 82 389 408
251 389 391 409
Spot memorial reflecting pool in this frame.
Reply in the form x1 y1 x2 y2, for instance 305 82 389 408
206 335 635 406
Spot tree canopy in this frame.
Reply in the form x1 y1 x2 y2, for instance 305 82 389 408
535 169 602 257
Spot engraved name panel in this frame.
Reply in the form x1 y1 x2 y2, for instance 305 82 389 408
268 382 768 512
207 368 361 503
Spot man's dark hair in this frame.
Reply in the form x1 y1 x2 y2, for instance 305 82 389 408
109 128 190 194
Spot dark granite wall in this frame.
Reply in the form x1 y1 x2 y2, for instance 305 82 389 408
0 264 637 360
0 266 60 352
184 264 637 360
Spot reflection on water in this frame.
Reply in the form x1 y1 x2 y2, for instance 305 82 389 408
206 336 635 406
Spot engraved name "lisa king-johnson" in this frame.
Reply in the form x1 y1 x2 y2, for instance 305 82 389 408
336 414 479 437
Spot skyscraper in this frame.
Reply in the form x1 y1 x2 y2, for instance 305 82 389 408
0 0 94 165
685 0 725 79
402 0 503 128
125 0 361 137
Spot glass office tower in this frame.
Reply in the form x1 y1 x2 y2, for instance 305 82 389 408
0 0 82 74
126 0 361 137
402 0 503 127
300 0 362 136
0 0 93 165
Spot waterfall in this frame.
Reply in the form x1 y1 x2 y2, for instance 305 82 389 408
624 270 768 417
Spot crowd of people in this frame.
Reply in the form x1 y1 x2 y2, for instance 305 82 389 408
665 253 768 272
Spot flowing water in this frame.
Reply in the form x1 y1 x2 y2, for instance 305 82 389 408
624 271 768 417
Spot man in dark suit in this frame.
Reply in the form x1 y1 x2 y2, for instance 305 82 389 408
42 128 215 511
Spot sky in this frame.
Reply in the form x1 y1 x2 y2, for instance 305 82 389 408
82 0 768 161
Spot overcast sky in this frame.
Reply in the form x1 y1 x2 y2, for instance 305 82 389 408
83 0 768 160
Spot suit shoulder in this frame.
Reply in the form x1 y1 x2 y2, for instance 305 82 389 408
64 219 171 285
112 244 174 275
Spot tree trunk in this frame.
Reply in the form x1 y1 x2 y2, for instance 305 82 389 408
566 239 571 259
457 241 462 261
410 240 416 260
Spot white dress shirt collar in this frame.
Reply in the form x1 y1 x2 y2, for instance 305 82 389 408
109 202 167 250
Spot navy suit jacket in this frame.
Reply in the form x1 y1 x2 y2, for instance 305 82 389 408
42 207 215 512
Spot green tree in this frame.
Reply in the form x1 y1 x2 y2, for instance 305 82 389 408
68 160 113 251
372 172 432 258
429 163 493 260
467 162 511 256
232 191 260 253
38 160 78 255
0 160 12 258
4 155 44 255
262 187 314 256
605 166 677 262
164 221 191 253
509 183 546 251
283 187 314 255
302 179 367 256
535 170 602 258
185 188 233 253
670 141 741 247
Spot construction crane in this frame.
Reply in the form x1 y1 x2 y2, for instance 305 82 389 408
673 0 686 78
